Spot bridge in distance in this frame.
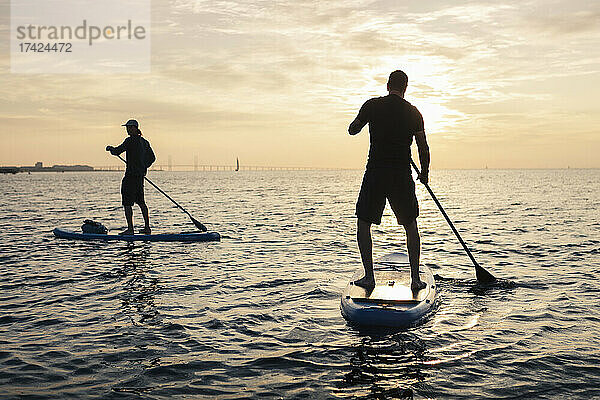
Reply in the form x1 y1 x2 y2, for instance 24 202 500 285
95 164 343 171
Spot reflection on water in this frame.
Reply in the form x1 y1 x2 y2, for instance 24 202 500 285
115 244 160 326
343 333 426 399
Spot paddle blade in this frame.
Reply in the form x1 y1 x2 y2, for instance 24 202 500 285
191 217 207 232
475 264 496 284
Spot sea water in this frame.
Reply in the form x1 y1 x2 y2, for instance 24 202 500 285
0 169 598 399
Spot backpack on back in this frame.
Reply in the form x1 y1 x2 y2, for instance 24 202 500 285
144 139 156 169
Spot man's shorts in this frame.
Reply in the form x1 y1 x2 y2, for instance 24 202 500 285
121 174 145 206
356 168 419 225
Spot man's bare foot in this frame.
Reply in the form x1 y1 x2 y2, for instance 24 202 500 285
119 228 134 235
353 276 375 289
411 279 427 291
139 227 151 234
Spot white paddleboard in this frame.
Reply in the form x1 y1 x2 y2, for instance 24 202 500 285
340 252 437 328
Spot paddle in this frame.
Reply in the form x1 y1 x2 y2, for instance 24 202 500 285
410 159 496 284
115 154 208 232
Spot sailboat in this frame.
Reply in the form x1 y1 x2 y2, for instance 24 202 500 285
235 157 239 172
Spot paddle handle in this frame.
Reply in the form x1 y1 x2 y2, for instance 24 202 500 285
410 159 482 269
116 155 192 218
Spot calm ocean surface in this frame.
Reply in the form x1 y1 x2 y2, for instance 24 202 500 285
0 169 599 399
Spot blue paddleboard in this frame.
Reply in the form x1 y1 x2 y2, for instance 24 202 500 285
341 252 437 328
53 228 220 242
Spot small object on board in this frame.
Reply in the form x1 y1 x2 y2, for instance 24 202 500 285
81 219 108 234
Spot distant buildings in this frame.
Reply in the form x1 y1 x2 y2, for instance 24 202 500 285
0 162 94 173
0 167 19 174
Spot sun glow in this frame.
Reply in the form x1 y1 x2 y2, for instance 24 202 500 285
350 55 465 135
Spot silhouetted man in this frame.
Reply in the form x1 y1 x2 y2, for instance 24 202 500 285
348 70 430 291
106 119 156 235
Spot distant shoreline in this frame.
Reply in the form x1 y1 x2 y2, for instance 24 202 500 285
2 166 598 174
0 165 95 174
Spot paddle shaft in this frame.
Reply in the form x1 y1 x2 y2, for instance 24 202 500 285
115 154 206 231
410 159 485 271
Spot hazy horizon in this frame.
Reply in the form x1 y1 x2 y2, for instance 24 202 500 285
5 160 599 171
1 0 599 169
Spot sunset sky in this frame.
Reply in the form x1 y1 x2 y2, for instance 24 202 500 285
1 0 599 169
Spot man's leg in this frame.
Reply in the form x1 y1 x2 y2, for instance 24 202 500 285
355 218 375 289
404 219 426 290
139 202 151 233
123 205 134 234
121 175 135 234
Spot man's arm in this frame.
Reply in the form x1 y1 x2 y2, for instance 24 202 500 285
348 117 367 135
414 130 430 184
106 138 129 155
349 99 371 135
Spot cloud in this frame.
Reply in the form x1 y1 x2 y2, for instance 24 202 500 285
524 5 600 36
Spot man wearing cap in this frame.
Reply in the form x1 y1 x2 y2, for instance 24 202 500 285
106 119 156 235
348 70 430 291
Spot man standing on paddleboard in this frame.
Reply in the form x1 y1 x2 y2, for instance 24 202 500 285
348 70 430 291
106 119 156 235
